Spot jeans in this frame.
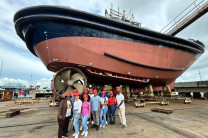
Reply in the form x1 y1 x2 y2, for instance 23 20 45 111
109 104 116 123
73 111 81 134
92 111 99 125
81 114 89 132
90 112 93 122
99 106 108 126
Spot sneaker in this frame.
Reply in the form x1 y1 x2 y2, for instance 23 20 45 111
103 126 105 128
123 125 127 128
96 125 99 131
112 122 115 125
81 131 85 136
92 124 96 128
74 134 78 138
100 125 103 128
106 121 108 125
87 121 89 124
80 125 83 130
109 121 113 125
73 132 79 136
84 132 88 137
91 121 94 124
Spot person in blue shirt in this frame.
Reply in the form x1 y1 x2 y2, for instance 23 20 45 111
99 88 109 98
70 89 78 104
91 89 101 130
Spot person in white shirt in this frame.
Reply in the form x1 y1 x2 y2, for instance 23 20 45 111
99 91 108 128
116 87 127 128
73 92 82 138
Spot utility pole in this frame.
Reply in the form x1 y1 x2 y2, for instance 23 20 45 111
0 60 3 79
30 75 32 88
198 71 202 81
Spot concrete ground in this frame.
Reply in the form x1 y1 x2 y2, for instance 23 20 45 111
0 99 208 138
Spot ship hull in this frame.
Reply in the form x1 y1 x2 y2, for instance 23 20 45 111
34 36 195 87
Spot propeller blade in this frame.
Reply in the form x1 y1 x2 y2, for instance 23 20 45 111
61 70 71 82
73 83 84 94
71 73 84 82
63 87 74 96
54 77 67 91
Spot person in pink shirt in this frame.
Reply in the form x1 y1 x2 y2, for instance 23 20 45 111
81 94 91 137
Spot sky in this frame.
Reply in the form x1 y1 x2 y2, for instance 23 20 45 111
0 0 207 88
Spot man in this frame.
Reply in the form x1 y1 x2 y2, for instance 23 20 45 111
91 89 101 130
57 92 73 138
116 88 127 128
99 87 109 98
81 88 91 102
88 89 94 99
71 89 78 104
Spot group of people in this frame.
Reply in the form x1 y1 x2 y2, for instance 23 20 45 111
57 87 127 138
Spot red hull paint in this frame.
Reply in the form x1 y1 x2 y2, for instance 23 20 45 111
34 37 196 88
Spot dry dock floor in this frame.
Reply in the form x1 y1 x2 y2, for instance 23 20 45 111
0 99 208 138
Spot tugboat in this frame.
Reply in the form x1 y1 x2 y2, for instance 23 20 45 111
14 5 205 98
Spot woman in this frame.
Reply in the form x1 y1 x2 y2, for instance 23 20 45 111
57 92 73 138
81 94 91 137
99 91 108 128
108 91 116 125
73 92 82 138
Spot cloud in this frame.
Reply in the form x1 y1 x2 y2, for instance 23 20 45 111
0 77 52 89
0 43 53 80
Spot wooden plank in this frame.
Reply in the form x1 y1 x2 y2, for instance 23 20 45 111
15 100 36 105
151 108 173 114
6 110 20 118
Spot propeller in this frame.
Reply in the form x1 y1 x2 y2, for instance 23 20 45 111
53 67 87 97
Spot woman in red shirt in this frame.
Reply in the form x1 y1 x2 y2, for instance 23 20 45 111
108 91 116 125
